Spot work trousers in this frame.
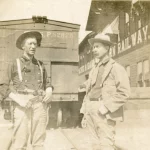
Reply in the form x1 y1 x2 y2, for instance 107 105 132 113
11 102 47 150
85 101 116 150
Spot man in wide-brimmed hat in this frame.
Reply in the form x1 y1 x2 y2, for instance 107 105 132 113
0 31 53 150
80 33 130 150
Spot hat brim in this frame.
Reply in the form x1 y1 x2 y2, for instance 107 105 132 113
88 38 114 46
16 31 42 50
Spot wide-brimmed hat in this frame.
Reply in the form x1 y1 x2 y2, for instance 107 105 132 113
88 34 114 46
16 31 42 50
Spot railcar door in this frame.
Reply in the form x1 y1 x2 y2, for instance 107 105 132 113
50 62 79 127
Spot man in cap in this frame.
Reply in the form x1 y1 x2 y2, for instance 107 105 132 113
0 31 53 150
80 34 130 150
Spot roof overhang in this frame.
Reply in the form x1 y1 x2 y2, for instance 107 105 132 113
86 0 132 32
79 31 96 53
0 16 80 30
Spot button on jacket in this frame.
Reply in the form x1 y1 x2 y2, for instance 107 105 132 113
0 56 52 98
0 55 53 150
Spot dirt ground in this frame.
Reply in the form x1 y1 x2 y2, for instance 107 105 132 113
0 109 150 150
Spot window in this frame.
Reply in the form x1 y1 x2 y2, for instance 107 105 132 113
138 19 141 28
125 13 130 36
143 59 150 87
137 59 150 87
145 79 150 87
137 61 143 87
79 54 85 67
137 61 142 75
143 59 149 74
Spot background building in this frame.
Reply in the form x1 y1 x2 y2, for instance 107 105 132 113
0 16 81 127
79 0 150 88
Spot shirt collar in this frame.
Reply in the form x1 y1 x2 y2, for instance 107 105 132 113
94 55 110 66
102 56 110 65
21 55 38 65
21 54 31 62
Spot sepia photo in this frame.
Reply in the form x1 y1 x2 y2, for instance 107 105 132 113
0 0 149 150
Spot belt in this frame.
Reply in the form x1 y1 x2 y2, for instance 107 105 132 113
17 90 44 104
17 90 44 96
17 91 34 95
90 98 99 101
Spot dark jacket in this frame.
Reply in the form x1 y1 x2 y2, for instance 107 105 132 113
0 56 53 100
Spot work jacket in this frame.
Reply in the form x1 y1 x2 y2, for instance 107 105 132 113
82 58 130 121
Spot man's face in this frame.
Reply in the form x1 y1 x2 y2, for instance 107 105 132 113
22 37 37 56
92 42 109 59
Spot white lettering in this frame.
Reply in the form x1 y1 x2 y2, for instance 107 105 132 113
61 33 64 38
43 32 73 39
40 32 44 38
125 37 131 49
121 40 125 51
53 33 57 38
131 32 137 46
57 33 61 38
64 33 67 38
137 29 142 44
47 32 52 37
114 25 149 56
142 25 148 40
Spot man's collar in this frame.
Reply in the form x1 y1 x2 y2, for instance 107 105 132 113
102 56 110 65
21 55 37 64
94 55 110 66
21 55 30 62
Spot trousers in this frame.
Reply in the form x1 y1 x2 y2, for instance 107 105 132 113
85 101 116 150
11 102 47 150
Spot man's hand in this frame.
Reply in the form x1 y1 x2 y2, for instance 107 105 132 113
99 101 109 115
42 87 52 103
9 93 35 108
18 100 29 107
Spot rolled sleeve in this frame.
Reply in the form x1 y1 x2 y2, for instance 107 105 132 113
0 63 12 100
42 64 54 91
